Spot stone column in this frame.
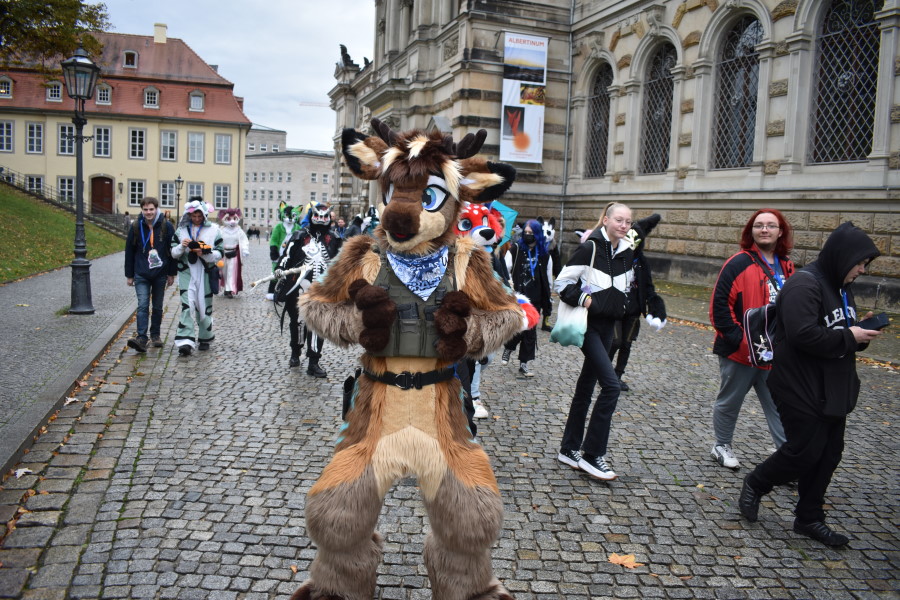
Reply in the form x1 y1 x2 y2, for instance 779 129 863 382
867 4 900 173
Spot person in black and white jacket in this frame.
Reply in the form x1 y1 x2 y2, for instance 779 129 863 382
555 202 635 481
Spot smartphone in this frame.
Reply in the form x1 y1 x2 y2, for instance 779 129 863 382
857 312 889 330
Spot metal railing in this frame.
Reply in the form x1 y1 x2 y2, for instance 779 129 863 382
0 165 129 237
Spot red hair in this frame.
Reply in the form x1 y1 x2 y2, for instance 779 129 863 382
740 209 793 258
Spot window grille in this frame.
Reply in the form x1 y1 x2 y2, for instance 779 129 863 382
809 0 884 164
711 17 763 169
639 45 677 174
585 63 613 178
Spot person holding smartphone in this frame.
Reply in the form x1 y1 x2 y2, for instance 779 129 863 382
738 221 882 546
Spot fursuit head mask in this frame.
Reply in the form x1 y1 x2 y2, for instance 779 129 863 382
309 203 332 228
341 118 516 255
220 208 242 229
278 202 297 229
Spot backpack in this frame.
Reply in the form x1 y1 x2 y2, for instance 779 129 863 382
743 301 778 367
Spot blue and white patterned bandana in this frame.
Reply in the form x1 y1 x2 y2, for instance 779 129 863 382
387 247 449 301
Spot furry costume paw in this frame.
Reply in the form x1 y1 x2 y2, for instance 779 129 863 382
467 580 516 600
289 582 347 600
349 278 396 352
434 290 471 361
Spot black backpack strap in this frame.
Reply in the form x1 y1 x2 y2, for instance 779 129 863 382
744 250 780 291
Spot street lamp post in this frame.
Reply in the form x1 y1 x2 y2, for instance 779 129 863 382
61 47 101 315
175 174 184 222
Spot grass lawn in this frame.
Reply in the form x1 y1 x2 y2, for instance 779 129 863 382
0 185 125 283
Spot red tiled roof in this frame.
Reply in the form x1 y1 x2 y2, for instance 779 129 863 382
0 31 250 126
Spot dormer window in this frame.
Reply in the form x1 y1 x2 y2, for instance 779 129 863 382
144 87 159 108
0 78 11 98
189 91 205 111
46 81 63 102
96 84 111 105
123 51 137 68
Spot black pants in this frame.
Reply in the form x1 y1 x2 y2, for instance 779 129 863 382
504 325 537 363
560 318 620 458
608 313 641 377
285 294 323 359
746 400 845 523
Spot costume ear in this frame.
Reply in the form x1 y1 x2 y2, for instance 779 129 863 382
536 216 544 225
549 217 556 227
342 128 388 181
458 157 516 204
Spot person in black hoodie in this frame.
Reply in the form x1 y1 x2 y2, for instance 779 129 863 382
124 197 176 352
555 202 635 481
738 221 882 546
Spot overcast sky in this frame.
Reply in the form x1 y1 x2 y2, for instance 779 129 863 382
101 0 376 151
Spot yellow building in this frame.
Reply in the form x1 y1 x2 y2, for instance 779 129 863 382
0 24 250 220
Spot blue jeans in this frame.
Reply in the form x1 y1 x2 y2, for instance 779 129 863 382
134 273 167 338
561 318 620 457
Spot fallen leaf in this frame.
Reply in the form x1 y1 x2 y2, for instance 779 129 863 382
679 575 693 581
15 304 29 307
14 468 32 479
64 397 80 406
290 565 298 574
608 553 645 569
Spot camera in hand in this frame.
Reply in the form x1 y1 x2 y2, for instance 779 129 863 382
857 312 889 330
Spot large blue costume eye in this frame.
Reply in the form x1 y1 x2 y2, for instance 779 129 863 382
458 218 473 232
421 185 448 211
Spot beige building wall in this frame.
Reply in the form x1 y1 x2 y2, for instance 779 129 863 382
329 0 900 308
243 151 334 232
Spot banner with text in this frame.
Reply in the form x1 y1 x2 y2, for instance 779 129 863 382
500 32 547 163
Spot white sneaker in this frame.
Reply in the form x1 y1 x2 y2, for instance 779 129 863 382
711 444 740 469
473 399 489 419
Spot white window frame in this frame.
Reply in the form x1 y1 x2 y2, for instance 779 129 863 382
46 81 62 102
310 191 316 202
252 172 258 182
323 173 329 184
93 126 111 158
129 128 146 160
322 192 328 203
272 144 280 152
248 142 256 152
285 190 291 201
286 172 292 182
26 122 43 154
187 183 204 200
213 183 230 209
26 175 44 193
58 123 75 155
144 87 159 108
0 121 13 152
57 176 75 203
0 78 12 98
128 180 146 206
215 134 232 164
260 143 268 152
159 181 176 208
96 84 111 105
311 172 317 183
160 130 177 161
123 51 138 68
189 91 205 111
188 132 204 163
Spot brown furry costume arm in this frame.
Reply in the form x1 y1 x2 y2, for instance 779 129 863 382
298 235 382 347
453 238 525 359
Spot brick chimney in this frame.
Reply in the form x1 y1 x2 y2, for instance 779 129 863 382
154 23 167 44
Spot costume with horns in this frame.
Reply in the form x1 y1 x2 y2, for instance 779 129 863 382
290 120 531 600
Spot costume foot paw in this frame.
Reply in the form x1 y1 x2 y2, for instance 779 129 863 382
289 581 347 600
467 581 515 600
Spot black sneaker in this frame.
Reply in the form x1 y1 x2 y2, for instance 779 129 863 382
178 345 192 356
518 363 534 377
501 348 512 365
150 335 163 347
578 454 617 480
198 342 210 351
738 474 763 522
127 336 148 353
557 449 582 469
793 520 849 547
618 376 630 392
289 355 300 368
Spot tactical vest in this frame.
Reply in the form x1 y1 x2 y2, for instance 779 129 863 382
370 246 456 358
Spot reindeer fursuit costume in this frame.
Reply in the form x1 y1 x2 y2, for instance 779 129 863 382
292 121 525 600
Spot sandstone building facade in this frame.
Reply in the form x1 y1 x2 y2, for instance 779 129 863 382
329 0 899 308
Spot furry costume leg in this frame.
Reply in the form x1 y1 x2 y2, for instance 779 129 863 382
295 467 384 600
423 468 512 600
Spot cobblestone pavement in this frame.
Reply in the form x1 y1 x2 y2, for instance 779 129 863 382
0 248 897 599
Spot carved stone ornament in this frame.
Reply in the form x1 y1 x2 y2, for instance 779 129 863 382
681 99 694 114
617 54 633 70
772 0 798 22
678 133 692 147
766 120 785 137
644 4 666 38
581 31 605 58
443 35 459 61
377 18 386 34
764 160 781 175
724 0 742 10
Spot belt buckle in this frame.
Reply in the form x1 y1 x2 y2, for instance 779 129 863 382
394 371 413 390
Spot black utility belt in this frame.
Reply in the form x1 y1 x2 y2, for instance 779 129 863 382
363 368 455 390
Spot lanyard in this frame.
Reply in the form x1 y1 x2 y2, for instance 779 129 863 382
840 289 854 326
140 220 154 250
190 224 203 241
766 255 784 290
526 246 537 278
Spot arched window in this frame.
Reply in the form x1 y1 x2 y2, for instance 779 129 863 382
585 63 614 178
640 44 677 174
711 16 763 169
809 0 884 164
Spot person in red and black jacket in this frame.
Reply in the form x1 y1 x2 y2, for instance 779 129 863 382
708 209 795 470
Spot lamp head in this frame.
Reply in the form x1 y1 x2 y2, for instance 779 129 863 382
61 47 100 101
